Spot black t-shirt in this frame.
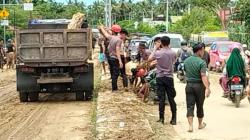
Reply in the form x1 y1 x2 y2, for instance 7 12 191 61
202 51 210 67
7 43 14 53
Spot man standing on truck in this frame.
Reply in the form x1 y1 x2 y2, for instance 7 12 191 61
99 24 123 92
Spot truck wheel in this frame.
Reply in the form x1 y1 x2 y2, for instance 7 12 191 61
76 92 84 101
29 92 39 102
19 92 28 102
84 91 93 101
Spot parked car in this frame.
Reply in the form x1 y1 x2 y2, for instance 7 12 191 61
190 31 229 52
129 39 148 62
209 41 243 72
148 33 185 53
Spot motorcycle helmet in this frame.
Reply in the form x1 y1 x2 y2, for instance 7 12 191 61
136 68 146 77
111 24 121 33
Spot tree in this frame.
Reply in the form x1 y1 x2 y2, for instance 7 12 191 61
117 20 158 35
191 0 231 28
170 7 221 40
228 0 250 47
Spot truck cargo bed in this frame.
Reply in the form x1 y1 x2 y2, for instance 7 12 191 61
17 29 92 67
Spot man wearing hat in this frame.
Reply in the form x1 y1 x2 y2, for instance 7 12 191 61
98 24 123 92
184 43 211 132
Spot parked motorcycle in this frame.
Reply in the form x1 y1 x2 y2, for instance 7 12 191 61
228 76 246 108
177 62 185 82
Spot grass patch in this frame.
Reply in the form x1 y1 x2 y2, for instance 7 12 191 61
90 62 102 139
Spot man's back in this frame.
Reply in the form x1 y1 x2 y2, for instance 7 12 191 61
154 48 176 78
108 36 122 58
7 43 14 53
184 55 207 82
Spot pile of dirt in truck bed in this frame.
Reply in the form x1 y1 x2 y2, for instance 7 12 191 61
68 12 85 29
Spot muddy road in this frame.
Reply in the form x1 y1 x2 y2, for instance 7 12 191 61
0 70 93 140
173 73 250 140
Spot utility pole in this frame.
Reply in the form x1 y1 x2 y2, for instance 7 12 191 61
3 0 6 48
188 4 191 15
105 0 112 27
151 5 153 20
165 0 169 32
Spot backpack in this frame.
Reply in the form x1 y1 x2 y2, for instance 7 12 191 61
180 50 190 61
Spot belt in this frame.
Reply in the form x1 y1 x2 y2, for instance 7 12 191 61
187 81 202 84
110 56 117 59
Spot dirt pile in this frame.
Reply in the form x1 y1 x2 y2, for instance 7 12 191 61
96 82 155 139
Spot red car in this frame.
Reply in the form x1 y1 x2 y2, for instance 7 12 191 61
209 41 243 72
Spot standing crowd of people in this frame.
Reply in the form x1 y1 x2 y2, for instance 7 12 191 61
97 24 213 132
0 39 16 71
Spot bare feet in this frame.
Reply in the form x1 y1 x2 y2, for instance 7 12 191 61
198 122 206 130
188 125 193 133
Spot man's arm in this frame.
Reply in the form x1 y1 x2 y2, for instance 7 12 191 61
201 62 210 97
116 40 123 68
176 49 181 58
98 25 111 39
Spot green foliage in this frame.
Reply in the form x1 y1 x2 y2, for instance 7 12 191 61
117 20 159 35
155 24 166 32
170 7 221 40
137 23 157 35
228 0 250 47
117 20 137 33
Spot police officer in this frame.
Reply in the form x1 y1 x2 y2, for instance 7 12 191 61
184 43 211 133
148 36 177 125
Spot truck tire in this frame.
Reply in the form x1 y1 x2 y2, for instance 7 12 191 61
19 92 28 102
85 91 93 101
29 92 39 102
76 92 84 101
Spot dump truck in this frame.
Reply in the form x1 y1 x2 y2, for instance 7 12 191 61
16 20 93 102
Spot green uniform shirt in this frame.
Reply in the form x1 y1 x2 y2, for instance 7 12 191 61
184 55 207 82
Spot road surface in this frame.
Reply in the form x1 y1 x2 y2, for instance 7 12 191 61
0 70 93 140
173 73 250 140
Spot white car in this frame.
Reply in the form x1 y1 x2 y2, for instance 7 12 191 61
147 33 185 53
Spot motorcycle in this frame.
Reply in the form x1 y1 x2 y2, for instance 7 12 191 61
177 62 185 82
228 76 246 108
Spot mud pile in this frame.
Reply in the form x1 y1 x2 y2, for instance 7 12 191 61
96 79 154 139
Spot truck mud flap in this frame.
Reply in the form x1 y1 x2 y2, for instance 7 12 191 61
16 69 40 92
72 63 94 92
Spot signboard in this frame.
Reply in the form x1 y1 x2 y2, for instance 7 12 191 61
134 21 138 29
1 20 9 26
24 3 33 11
0 9 9 18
